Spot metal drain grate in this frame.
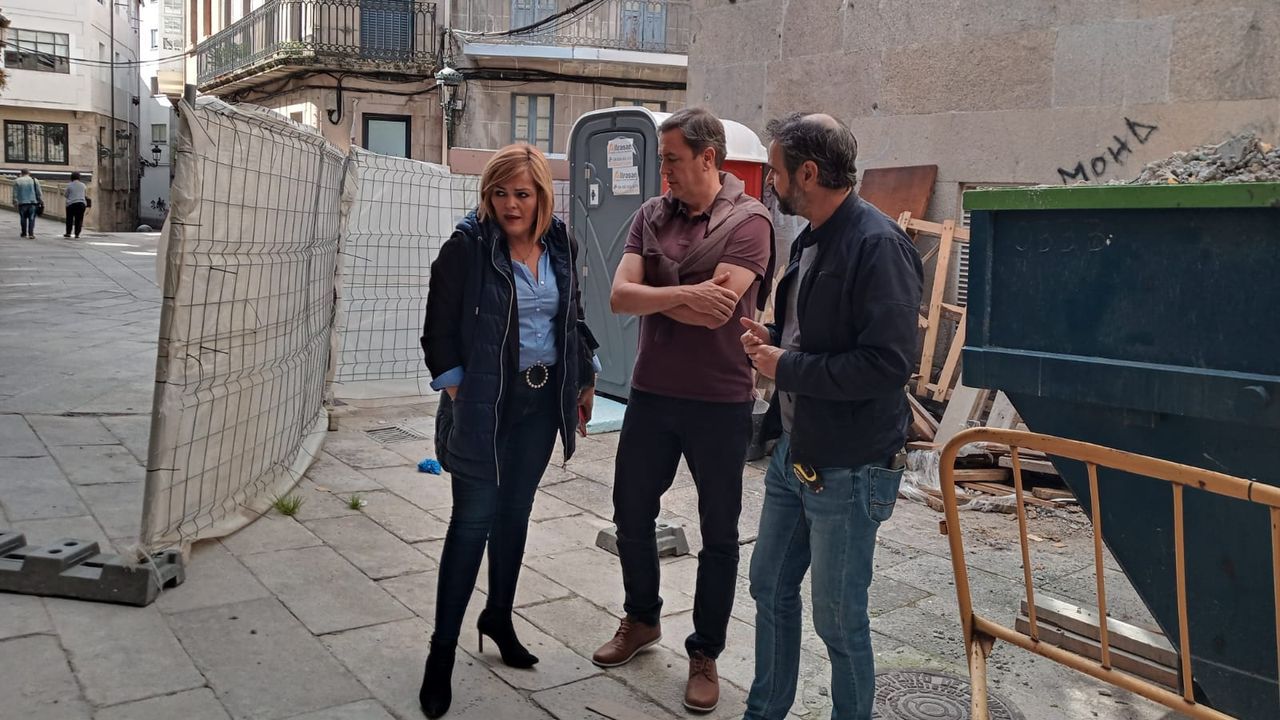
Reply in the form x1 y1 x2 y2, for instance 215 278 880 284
364 426 427 444
873 670 1023 720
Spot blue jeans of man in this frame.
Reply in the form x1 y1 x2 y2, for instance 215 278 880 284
745 433 903 720
18 203 38 236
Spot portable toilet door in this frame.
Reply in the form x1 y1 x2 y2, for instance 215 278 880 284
569 107 769 401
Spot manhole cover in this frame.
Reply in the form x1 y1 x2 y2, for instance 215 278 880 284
873 670 1023 720
364 425 426 444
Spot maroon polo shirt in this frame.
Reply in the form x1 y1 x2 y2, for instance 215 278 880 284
623 196 773 403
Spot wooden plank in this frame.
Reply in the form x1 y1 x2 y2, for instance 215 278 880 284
903 217 972 243
954 468 1011 483
1024 596 1178 668
1032 487 1075 502
906 393 939 432
860 165 938 221
998 454 1060 476
931 307 966 401
986 392 1020 429
916 219 956 396
1015 615 1179 690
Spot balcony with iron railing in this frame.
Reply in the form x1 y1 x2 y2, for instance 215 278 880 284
454 0 690 56
196 0 437 91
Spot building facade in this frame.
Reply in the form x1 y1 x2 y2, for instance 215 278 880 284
186 0 688 164
138 0 183 227
0 0 143 231
686 0 1279 223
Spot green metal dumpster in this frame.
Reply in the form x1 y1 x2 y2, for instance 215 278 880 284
963 183 1280 718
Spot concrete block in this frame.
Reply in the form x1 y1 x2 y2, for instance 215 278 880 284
94 688 232 720
1171 7 1280 101
0 413 48 456
26 414 117 447
0 635 92 719
45 597 204 707
594 521 689 558
169 597 371 720
157 540 271 615
0 591 51 640
48 443 143 485
240 545 413 635
880 31 1055 114
0 456 88 520
1053 19 1173 107
357 489 449 543
323 617 554 720
220 515 322 557
304 514 436 581
765 50 883 123
0 532 182 607
530 675 679 720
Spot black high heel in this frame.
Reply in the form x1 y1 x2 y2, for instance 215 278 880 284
418 639 455 718
476 608 539 668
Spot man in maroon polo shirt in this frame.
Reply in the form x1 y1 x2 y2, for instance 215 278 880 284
591 107 774 713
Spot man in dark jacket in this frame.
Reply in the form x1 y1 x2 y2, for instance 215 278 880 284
739 113 924 720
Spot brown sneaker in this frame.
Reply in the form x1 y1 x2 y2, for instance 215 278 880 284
591 616 661 667
683 651 719 713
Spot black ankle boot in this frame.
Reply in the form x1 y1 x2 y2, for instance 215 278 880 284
476 608 539 668
419 639 455 718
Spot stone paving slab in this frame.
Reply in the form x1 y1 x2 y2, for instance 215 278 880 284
323 433 414 470
168 597 371 720
526 546 696 619
0 413 46 456
220 515 323 557
26 414 118 447
322 617 554 720
365 465 455 512
0 455 90 519
10 514 112 552
45 598 205 707
530 675 680 720
0 634 93 720
304 514 437 580
357 489 450 543
240 545 414 635
156 541 273 615
283 699 397 720
48 443 144 485
95 688 233 720
0 592 52 639
304 453 384 493
75 481 143 539
99 414 155 462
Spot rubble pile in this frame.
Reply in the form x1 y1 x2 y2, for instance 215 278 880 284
1132 133 1280 184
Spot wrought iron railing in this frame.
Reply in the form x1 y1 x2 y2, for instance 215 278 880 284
455 0 689 55
197 0 437 88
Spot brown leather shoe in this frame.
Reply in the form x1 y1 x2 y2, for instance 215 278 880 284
591 616 661 667
684 651 719 713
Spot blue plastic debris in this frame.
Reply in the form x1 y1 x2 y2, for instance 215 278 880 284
417 458 442 475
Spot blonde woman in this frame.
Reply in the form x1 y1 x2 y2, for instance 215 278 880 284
418 143 598 717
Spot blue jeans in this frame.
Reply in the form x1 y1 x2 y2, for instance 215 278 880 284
431 381 559 644
745 433 903 720
18 203 38 235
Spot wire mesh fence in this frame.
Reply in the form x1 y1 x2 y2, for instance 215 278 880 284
143 99 344 549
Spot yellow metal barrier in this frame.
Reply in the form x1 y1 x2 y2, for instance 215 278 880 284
939 427 1280 720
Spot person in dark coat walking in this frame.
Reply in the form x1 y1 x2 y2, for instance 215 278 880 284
418 143 598 718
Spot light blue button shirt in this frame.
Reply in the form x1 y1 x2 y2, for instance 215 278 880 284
429 244 599 392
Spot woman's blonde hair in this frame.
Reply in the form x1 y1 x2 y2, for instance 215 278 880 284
478 143 555 242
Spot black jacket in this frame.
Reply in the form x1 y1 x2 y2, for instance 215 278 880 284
421 211 598 481
762 194 924 468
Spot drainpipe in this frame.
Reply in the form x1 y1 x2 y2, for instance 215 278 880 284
440 0 451 167
110 1 117 228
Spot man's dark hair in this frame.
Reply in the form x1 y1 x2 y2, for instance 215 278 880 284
19 168 29 176
658 107 728 169
70 171 81 181
765 113 859 190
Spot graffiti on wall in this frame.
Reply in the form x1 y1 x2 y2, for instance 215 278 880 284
1057 118 1159 184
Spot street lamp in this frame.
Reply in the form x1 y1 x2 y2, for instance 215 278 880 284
435 64 463 159
139 144 163 168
